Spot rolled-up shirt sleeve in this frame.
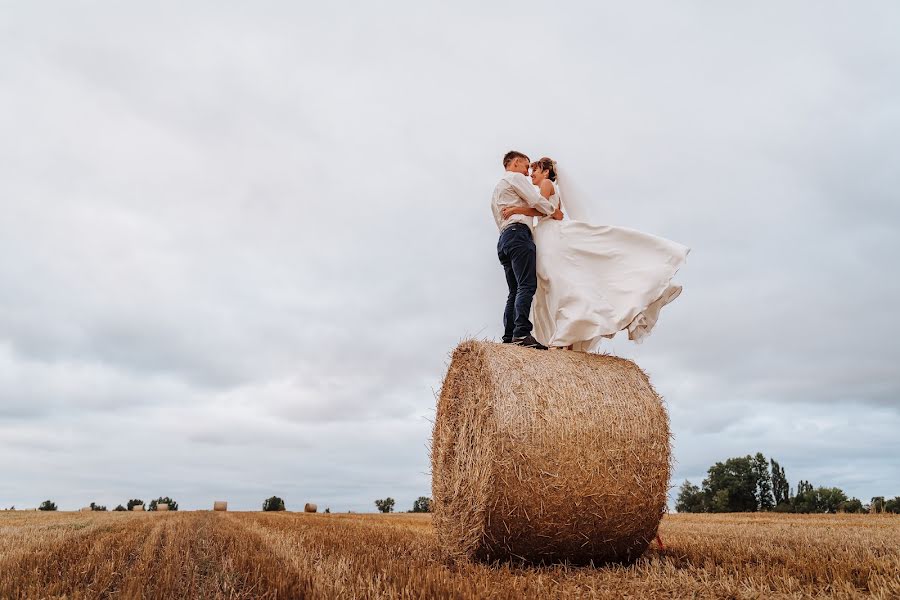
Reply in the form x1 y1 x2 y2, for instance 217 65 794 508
507 173 554 215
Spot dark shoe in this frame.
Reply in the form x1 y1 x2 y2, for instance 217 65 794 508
502 337 513 344
511 335 548 350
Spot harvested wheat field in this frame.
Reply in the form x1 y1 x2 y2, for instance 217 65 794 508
0 511 897 599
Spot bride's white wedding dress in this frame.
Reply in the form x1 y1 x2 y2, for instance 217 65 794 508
532 181 689 352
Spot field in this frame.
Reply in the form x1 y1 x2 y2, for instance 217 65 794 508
0 511 897 599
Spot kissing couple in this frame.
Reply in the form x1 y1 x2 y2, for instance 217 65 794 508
491 150 690 351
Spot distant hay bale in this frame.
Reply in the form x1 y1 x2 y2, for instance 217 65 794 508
304 503 317 513
132 505 145 512
157 503 169 512
79 507 92 512
213 501 227 511
431 341 671 565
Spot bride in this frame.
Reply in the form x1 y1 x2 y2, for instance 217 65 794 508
501 157 689 351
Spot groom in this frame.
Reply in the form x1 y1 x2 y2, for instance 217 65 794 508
492 150 560 349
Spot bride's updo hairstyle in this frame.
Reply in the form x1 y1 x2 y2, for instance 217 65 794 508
531 157 558 181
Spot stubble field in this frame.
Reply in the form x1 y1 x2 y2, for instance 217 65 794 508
0 511 897 599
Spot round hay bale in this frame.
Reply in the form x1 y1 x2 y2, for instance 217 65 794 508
304 503 317 513
213 501 227 511
132 504 145 512
79 507 92 512
431 341 670 565
156 503 169 512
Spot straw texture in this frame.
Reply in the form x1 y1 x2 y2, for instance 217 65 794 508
431 341 670 565
213 501 227 512
304 503 318 513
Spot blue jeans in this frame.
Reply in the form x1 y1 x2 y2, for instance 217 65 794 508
497 224 537 341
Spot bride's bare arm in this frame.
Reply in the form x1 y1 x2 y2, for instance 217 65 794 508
539 180 554 199
539 181 564 220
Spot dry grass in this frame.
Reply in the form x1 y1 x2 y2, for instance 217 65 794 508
0 511 897 598
432 341 670 564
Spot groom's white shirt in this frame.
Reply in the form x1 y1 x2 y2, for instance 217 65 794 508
491 172 555 232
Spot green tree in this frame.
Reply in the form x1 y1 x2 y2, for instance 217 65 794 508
675 480 706 513
702 456 758 512
870 496 886 513
411 497 432 513
709 489 732 512
793 480 816 513
113 504 127 512
773 501 795 513
262 496 286 511
770 459 790 508
815 487 848 513
38 500 57 511
89 502 107 512
752 453 775 511
792 484 847 513
837 498 864 513
884 497 900 514
374 498 395 513
126 499 144 511
148 497 178 511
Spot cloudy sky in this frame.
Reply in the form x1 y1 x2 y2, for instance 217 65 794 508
2 2 898 511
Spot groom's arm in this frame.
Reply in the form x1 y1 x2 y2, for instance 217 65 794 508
506 173 555 216
502 177 563 220
505 206 544 218
503 205 564 220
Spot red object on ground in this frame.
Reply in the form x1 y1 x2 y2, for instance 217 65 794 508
656 534 665 550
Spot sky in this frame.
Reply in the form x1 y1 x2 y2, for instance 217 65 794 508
1 1 898 512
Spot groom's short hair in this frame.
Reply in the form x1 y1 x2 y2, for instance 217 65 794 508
503 150 529 168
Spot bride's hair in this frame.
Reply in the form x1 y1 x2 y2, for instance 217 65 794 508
530 157 558 181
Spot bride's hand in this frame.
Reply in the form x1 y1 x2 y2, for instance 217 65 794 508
552 207 564 220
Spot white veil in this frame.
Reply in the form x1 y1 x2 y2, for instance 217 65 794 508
554 164 592 222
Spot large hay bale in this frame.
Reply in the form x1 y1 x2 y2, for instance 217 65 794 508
132 504 145 512
213 501 227 511
304 503 317 513
79 507 92 512
156 503 169 512
431 341 670 565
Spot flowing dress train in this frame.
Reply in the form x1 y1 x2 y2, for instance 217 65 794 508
532 183 689 352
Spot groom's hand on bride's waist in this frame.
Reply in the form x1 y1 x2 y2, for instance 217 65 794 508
502 205 539 220
501 206 521 220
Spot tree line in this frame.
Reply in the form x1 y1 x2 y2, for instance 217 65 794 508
31 497 179 512
676 452 900 514
372 496 431 513
23 495 435 514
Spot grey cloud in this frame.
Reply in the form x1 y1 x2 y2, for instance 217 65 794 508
1 1 898 510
